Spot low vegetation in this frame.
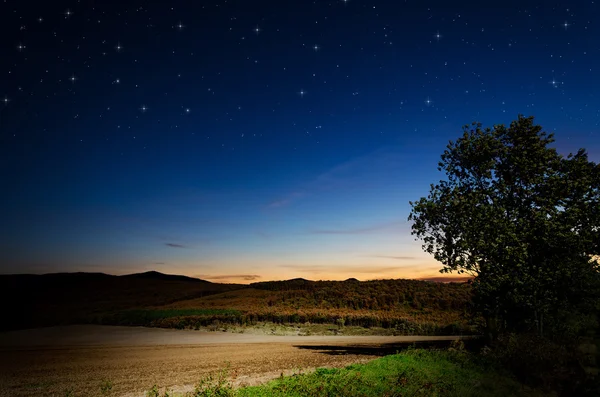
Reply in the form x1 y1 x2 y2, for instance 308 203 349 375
142 347 545 397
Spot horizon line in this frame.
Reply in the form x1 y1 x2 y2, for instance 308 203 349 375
0 269 473 284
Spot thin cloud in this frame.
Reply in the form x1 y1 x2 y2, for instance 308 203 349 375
312 147 404 188
310 220 408 235
196 274 261 281
360 255 416 260
266 191 306 208
165 243 186 248
265 145 406 209
279 264 412 274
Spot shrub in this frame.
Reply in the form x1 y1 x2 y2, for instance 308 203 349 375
488 333 592 394
99 379 113 395
191 366 235 397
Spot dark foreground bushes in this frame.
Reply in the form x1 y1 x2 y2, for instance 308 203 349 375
486 333 599 396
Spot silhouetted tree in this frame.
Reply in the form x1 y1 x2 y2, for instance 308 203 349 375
409 115 600 340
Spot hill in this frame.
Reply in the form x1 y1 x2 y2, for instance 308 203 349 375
0 271 244 331
154 278 474 334
1 272 475 335
121 270 209 283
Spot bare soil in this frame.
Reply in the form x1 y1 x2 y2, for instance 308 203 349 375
0 325 468 397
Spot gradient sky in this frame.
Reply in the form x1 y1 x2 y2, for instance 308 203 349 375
1 1 599 283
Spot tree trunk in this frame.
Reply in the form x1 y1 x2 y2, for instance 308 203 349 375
485 315 499 344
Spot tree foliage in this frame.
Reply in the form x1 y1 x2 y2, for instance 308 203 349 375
408 115 600 338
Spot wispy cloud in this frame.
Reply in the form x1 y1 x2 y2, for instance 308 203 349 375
196 274 261 281
256 231 272 238
310 220 407 235
165 243 186 248
359 255 416 260
279 264 414 275
266 191 306 208
265 145 407 209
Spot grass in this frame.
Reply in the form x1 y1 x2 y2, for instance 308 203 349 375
145 348 543 397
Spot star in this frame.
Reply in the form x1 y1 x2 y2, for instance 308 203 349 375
69 74 77 83
139 105 148 113
115 42 123 52
2 96 9 105
177 21 185 31
549 78 562 88
298 89 307 97
563 21 570 30
425 97 433 106
313 44 320 51
113 78 121 84
64 9 73 18
434 31 442 41
16 43 26 52
253 25 261 35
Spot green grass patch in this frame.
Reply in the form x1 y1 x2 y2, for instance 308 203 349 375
148 349 543 397
238 349 539 397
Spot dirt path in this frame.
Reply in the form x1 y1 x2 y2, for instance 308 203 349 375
0 325 471 397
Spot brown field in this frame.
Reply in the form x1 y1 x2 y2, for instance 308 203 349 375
0 325 471 397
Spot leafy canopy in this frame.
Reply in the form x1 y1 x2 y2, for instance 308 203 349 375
408 115 600 335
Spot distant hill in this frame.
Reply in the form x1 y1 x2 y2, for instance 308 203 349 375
250 278 314 290
157 278 474 334
0 270 243 331
247 278 471 311
0 271 475 333
121 270 210 283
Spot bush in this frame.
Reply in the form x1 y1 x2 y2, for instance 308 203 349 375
99 379 113 395
191 365 235 397
488 333 593 394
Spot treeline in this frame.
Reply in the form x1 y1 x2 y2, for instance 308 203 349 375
249 278 472 312
98 278 477 335
100 309 473 335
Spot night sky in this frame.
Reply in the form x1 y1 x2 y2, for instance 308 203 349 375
1 0 599 283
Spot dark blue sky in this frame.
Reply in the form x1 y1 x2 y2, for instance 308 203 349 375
1 0 598 282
